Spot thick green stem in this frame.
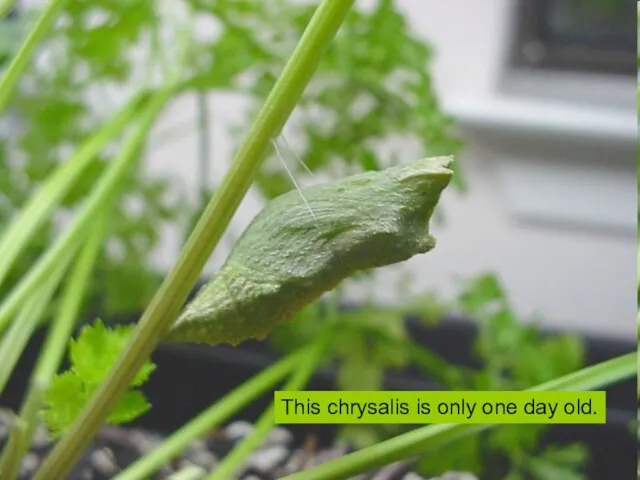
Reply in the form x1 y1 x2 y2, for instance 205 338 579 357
0 95 142 290
33 2 353 478
0 89 169 334
0 0 68 113
280 352 636 480
208 339 325 480
0 215 107 479
114 347 310 480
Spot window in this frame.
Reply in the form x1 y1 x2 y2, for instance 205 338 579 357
509 0 636 76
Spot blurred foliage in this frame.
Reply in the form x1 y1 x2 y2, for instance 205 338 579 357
0 0 462 320
271 273 587 480
188 0 465 195
1 1 594 478
418 274 587 480
1 2 181 318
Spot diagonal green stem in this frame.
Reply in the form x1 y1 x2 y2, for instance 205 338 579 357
0 411 26 480
33 2 353 478
208 338 325 480
0 0 68 113
0 214 108 479
0 89 168 334
280 352 636 480
0 95 142 291
114 346 311 480
0 248 74 397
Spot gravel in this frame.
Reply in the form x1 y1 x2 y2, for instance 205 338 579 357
4 419 478 480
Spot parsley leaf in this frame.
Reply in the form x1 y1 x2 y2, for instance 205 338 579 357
42 320 155 438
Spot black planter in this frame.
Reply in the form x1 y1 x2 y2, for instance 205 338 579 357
3 314 635 480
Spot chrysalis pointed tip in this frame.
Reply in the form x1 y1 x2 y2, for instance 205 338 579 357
413 155 454 174
397 156 454 187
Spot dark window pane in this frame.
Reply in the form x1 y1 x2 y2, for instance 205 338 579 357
511 0 636 75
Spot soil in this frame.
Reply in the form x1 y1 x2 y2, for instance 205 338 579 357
11 419 478 480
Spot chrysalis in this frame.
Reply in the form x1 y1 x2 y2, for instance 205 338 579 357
165 155 454 346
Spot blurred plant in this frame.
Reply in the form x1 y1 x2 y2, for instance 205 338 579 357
0 6 34 65
186 0 464 196
1 2 183 318
1 0 461 322
415 274 587 480
0 1 633 478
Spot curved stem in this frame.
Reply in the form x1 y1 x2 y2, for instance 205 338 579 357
33 2 353 478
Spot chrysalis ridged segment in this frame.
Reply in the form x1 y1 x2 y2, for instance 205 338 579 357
165 156 454 346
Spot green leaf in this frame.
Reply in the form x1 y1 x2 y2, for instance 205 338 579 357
457 273 506 314
108 390 151 424
42 320 155 436
69 319 156 387
42 372 90 438
540 443 588 465
488 424 545 457
338 355 383 392
513 335 584 388
340 425 381 449
526 444 588 480
417 435 484 477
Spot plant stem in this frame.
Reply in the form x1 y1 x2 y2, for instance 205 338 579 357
0 89 168 334
0 0 67 113
0 95 142 290
114 347 310 480
0 412 25 480
33 2 353 478
0 248 73 397
280 352 636 480
0 395 37 480
208 339 325 480
0 215 107 479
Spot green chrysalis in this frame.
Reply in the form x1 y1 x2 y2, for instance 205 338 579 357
165 155 453 346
